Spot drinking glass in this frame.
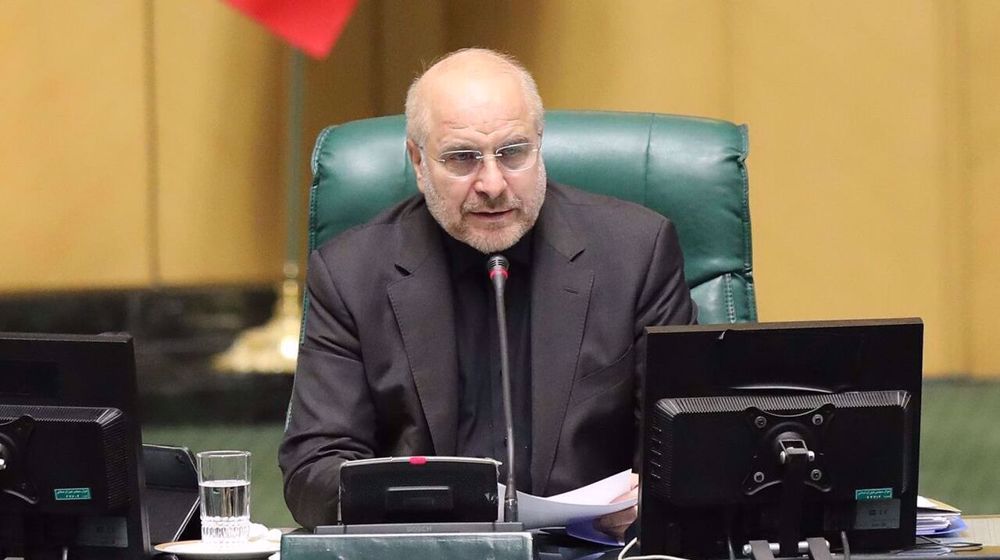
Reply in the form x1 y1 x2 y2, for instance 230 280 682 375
196 450 251 544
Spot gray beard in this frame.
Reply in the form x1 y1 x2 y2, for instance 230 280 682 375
420 161 547 253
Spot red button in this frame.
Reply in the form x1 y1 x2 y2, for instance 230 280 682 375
408 456 427 465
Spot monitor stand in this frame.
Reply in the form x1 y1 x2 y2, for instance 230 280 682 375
747 537 833 560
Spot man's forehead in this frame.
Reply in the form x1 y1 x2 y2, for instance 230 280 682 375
433 120 528 147
423 66 530 139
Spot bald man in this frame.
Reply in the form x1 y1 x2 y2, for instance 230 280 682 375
279 49 697 534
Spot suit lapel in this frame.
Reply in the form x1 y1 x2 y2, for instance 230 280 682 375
387 209 459 456
384 186 594 485
530 192 593 494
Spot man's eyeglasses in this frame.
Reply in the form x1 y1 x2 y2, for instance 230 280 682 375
427 142 540 178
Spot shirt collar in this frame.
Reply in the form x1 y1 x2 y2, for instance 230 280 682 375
443 229 534 278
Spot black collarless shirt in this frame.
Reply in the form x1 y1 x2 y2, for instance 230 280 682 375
443 232 534 493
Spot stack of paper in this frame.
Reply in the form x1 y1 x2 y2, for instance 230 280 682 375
497 470 635 530
916 495 965 536
498 469 636 545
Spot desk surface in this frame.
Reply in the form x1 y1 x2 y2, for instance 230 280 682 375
157 517 1000 560
964 516 1000 547
274 521 1000 560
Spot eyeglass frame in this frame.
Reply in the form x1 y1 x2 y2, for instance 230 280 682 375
420 138 542 178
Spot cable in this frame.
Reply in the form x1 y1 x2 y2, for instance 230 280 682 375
723 509 736 560
907 535 982 553
839 530 850 560
617 537 693 560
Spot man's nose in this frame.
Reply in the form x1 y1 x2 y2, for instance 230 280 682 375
472 156 506 199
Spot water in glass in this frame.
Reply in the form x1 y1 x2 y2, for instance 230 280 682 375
199 479 250 543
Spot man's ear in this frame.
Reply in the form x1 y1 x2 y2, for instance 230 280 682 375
406 139 426 193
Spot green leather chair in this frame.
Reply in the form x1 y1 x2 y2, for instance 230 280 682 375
307 110 756 324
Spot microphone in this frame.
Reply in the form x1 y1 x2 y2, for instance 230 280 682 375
487 255 509 292
486 254 518 523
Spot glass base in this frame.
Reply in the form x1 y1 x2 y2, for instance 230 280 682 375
201 515 251 544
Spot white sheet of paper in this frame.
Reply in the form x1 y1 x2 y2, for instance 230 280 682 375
497 469 636 529
917 495 961 514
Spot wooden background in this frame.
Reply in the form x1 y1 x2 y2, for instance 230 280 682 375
2 0 998 377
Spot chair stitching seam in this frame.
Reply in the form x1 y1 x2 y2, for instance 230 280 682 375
738 126 752 272
308 180 319 252
311 126 336 175
299 291 311 345
642 113 654 208
724 273 736 323
737 124 756 319
308 126 338 254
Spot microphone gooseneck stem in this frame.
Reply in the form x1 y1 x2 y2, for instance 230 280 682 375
489 255 518 523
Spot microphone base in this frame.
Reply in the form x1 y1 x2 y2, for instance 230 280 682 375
316 521 524 534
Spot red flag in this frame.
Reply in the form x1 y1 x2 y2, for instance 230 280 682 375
224 0 358 59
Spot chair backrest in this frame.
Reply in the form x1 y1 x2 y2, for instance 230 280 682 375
309 110 756 324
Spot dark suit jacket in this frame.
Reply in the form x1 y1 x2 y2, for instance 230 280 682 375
279 182 697 528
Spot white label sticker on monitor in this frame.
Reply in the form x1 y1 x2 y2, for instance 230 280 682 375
75 516 129 548
854 499 901 530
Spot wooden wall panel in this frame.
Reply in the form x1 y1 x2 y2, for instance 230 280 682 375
965 1 1000 376
3 1 999 377
0 1 150 291
730 1 958 374
153 0 285 285
156 0 381 285
446 0 732 120
374 0 448 115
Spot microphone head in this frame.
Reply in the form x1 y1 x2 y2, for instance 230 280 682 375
487 254 509 284
487 254 509 273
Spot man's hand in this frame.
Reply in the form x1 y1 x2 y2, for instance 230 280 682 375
593 472 639 543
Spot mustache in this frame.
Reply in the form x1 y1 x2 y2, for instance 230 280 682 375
462 193 522 213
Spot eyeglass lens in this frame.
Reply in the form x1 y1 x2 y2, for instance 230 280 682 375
439 143 537 176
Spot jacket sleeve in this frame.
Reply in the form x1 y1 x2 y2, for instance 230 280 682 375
278 249 377 528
